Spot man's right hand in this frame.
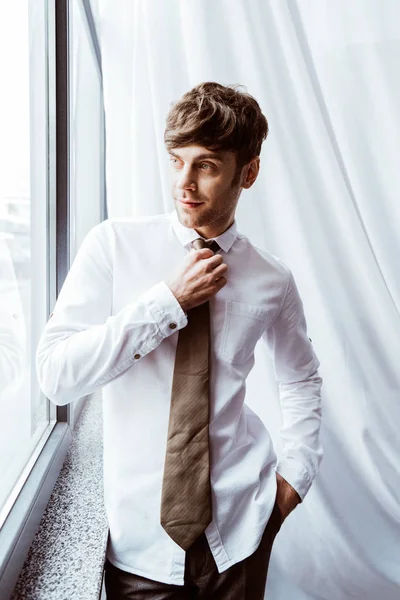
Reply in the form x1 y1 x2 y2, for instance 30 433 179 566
165 248 228 312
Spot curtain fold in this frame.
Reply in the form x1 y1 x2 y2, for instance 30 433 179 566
94 1 400 597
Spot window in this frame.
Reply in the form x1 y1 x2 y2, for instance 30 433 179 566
0 0 56 525
69 0 106 259
0 1 106 596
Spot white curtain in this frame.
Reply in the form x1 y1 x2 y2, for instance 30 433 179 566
93 1 400 598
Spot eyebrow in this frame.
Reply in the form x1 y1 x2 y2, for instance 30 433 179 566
169 150 225 163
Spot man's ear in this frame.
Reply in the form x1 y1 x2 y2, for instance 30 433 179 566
241 157 260 189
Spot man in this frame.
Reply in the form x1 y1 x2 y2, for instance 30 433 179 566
36 82 323 598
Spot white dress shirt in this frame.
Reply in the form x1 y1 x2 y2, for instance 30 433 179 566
36 209 323 586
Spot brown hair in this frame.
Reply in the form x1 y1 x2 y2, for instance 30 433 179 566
164 82 269 183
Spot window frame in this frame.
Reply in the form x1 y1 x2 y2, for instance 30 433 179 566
0 1 106 597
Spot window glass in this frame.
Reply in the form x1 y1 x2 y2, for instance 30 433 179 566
70 0 105 260
0 0 55 520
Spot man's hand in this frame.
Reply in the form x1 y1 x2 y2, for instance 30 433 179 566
165 248 228 312
275 472 302 524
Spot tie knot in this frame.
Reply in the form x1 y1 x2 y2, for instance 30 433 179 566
192 238 220 253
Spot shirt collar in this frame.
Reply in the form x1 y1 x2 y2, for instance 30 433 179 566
168 209 238 253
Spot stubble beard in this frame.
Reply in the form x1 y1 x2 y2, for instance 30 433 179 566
179 202 214 227
175 168 242 232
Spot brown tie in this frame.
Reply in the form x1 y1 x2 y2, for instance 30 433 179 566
160 237 220 550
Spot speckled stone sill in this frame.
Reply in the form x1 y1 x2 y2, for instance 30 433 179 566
12 392 108 600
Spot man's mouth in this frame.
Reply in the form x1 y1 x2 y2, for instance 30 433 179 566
178 199 204 208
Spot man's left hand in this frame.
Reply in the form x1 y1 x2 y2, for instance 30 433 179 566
275 472 302 524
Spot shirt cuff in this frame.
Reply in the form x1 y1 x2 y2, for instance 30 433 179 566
275 457 313 502
140 281 188 336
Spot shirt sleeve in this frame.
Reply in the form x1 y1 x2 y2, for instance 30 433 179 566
36 220 188 406
261 269 323 501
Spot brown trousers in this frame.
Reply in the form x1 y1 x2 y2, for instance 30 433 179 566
104 501 282 599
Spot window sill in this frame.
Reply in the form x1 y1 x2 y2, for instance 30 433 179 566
11 392 108 600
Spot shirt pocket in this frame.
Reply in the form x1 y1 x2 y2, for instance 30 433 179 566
219 300 269 365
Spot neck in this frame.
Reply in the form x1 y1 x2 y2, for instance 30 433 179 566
194 217 235 240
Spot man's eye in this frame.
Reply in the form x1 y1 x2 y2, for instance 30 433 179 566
169 158 213 171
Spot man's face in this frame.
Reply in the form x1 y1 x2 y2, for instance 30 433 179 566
168 144 249 238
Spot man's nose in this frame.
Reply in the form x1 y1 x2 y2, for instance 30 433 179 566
176 166 196 190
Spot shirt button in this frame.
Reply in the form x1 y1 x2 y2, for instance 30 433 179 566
134 353 141 359
169 322 177 330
